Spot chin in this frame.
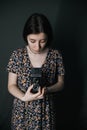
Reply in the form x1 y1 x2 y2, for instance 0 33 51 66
34 50 41 52
32 50 40 54
36 51 41 53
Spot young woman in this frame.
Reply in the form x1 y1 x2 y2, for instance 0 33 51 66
7 13 65 130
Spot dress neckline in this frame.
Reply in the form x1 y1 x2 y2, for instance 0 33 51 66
25 46 50 68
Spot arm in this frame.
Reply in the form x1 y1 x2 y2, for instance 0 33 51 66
46 75 64 93
8 72 45 102
8 72 25 100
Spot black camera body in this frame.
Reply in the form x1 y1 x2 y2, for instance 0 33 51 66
31 68 42 93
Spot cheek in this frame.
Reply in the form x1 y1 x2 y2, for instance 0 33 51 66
30 44 35 49
28 42 34 47
41 43 47 47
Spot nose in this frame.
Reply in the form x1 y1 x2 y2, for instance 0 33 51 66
35 42 40 49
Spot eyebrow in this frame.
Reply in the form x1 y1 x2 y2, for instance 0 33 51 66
29 38 46 40
30 39 35 40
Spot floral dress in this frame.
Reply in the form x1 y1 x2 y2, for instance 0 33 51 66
7 46 65 130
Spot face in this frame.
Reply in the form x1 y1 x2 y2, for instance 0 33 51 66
27 33 47 54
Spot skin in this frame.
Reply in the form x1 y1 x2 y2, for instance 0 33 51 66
8 33 64 102
27 33 48 54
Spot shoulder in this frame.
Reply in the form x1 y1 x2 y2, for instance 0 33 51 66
11 46 26 56
49 48 62 57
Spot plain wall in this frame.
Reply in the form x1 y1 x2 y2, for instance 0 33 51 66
0 0 87 129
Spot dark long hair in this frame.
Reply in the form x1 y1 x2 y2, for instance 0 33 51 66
23 13 53 47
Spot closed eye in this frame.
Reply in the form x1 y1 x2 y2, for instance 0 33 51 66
40 39 47 43
30 40 36 43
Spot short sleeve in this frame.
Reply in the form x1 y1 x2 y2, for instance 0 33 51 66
7 50 19 74
56 51 65 75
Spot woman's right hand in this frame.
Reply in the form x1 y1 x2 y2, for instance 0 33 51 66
21 84 45 102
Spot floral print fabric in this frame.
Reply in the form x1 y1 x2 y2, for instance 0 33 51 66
7 46 65 130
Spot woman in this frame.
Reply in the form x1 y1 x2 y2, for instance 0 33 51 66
7 13 65 130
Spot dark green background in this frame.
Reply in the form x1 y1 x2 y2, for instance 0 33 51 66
0 0 87 129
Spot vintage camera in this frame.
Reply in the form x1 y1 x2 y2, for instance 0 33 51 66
31 68 42 93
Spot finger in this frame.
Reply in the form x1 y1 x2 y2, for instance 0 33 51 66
36 88 44 99
38 87 41 92
36 87 42 95
27 84 33 91
33 89 42 97
36 94 44 99
34 96 43 100
37 96 44 100
40 88 44 96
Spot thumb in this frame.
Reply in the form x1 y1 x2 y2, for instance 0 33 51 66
27 84 33 91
